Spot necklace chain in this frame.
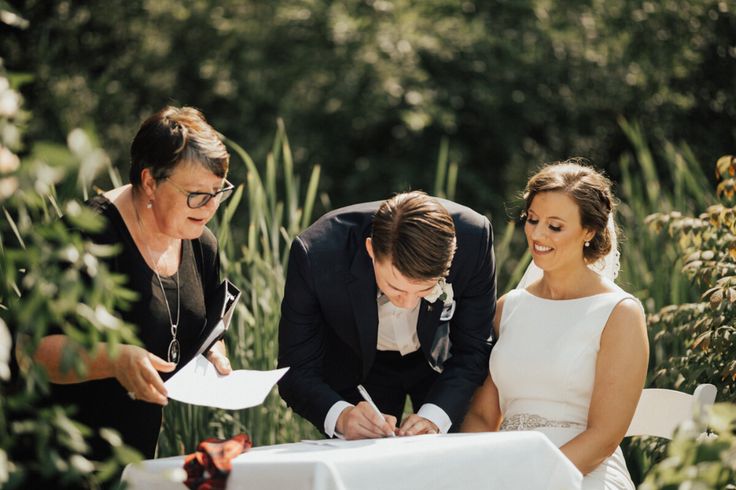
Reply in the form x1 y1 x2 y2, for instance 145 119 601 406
132 197 181 364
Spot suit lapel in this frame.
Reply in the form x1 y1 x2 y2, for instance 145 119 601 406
418 268 456 360
417 299 443 360
347 244 379 377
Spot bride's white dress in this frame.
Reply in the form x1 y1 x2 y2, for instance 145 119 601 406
490 283 637 489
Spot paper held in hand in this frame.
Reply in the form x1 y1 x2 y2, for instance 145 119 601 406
164 278 287 410
165 355 289 410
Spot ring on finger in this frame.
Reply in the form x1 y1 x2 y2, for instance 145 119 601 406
127 391 137 400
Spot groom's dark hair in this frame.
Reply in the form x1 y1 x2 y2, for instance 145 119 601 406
371 191 457 280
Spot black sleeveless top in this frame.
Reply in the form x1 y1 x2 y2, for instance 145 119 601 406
49 195 220 460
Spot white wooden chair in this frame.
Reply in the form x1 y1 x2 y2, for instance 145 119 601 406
625 384 718 439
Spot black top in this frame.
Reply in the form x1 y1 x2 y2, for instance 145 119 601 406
49 195 220 460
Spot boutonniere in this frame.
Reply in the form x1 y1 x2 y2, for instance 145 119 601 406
425 278 454 306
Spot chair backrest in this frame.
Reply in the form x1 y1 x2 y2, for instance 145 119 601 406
625 384 717 439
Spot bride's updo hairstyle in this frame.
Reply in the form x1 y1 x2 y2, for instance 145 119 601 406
522 158 615 264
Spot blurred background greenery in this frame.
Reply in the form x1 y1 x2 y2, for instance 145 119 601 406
4 0 735 219
1 0 735 488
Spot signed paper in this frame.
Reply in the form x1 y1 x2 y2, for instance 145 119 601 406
165 355 288 410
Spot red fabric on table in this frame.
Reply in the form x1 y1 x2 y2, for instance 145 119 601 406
183 433 252 490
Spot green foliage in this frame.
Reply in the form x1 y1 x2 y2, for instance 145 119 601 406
640 403 736 489
2 1 736 484
0 60 141 486
613 124 713 480
646 155 736 401
5 0 734 219
617 153 736 486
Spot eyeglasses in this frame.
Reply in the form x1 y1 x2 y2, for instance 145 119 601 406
165 178 235 209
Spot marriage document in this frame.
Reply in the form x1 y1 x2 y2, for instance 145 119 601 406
164 355 288 410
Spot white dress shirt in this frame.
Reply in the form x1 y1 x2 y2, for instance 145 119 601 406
376 292 421 354
324 292 451 437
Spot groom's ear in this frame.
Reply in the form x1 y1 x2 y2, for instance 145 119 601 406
365 237 374 261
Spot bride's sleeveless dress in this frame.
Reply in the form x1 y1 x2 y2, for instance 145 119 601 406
490 282 638 489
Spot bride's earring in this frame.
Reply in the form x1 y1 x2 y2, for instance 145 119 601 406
584 240 590 248
146 200 153 209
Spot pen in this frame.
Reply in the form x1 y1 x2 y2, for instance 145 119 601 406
357 384 396 437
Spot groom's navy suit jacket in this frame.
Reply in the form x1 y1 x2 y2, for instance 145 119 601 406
277 199 496 432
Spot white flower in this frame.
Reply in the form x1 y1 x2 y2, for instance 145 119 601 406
425 278 453 305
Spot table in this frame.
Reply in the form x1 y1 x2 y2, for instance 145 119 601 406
121 431 583 490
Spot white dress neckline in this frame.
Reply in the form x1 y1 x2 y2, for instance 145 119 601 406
517 288 621 302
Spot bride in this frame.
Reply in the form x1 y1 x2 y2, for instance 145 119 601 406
462 160 648 489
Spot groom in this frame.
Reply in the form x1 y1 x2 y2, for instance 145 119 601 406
277 191 496 439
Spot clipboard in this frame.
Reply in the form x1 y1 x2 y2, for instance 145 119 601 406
194 279 241 358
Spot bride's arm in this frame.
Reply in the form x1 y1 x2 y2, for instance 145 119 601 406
461 374 502 431
461 296 505 432
560 299 649 475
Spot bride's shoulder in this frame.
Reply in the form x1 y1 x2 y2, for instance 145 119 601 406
493 293 509 338
600 276 634 296
493 289 531 337
495 289 525 317
599 277 646 319
498 288 527 304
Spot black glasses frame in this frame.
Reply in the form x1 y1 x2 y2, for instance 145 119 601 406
165 179 235 209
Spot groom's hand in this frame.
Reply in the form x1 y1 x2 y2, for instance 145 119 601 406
336 403 397 440
398 414 439 436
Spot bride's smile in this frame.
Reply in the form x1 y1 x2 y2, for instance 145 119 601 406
524 191 594 273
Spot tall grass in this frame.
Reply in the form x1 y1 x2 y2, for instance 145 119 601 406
432 137 524 294
615 119 714 311
614 119 715 400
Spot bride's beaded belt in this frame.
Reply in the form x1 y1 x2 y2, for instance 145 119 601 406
500 413 586 431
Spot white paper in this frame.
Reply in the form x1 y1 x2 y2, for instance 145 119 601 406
301 434 440 448
164 355 288 410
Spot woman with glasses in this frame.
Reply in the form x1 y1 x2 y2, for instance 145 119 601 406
33 106 235 461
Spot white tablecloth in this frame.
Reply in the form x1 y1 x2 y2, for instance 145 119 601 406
122 431 582 490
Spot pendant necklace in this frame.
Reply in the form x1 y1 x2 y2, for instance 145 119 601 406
133 199 181 365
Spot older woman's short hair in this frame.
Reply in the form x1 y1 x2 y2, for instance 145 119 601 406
129 106 229 186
